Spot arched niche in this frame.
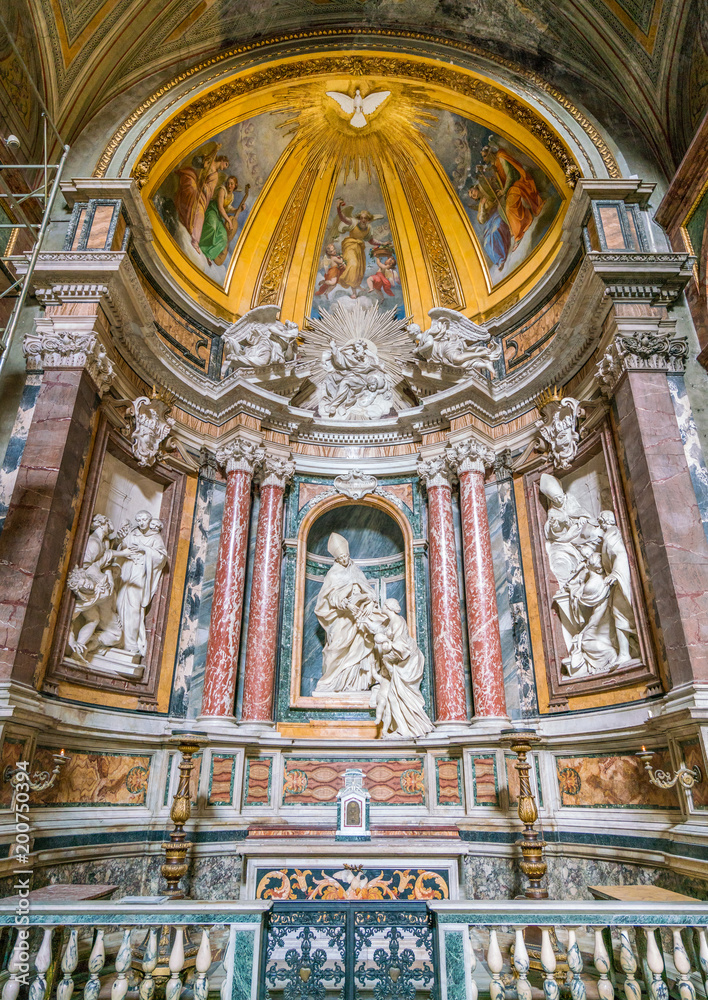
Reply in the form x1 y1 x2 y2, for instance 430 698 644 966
289 493 416 710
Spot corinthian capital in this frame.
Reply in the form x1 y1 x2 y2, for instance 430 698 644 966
23 327 116 397
417 454 454 489
259 454 296 489
596 324 688 397
446 438 495 475
215 439 266 476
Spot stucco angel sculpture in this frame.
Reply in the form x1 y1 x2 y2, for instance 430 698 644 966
221 305 301 376
407 307 502 376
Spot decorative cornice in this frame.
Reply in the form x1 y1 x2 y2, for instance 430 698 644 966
596 325 689 396
586 252 695 307
446 438 495 476
22 327 116 397
416 454 454 489
215 439 266 476
259 454 296 489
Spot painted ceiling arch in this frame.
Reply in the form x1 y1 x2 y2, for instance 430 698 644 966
137 51 574 327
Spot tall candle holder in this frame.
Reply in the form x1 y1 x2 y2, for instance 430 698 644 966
161 732 208 899
501 728 548 899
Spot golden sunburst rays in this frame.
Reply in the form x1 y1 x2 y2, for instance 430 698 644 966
302 299 414 384
273 79 437 181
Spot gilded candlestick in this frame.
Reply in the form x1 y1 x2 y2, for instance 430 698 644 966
161 732 208 899
502 729 548 899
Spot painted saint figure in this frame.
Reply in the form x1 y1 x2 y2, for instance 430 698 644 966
480 141 545 250
199 174 250 266
174 145 230 250
335 200 384 294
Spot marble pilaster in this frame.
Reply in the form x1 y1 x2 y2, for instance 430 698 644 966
201 439 265 717
447 439 508 720
417 455 468 724
0 320 116 684
241 455 295 724
597 313 708 686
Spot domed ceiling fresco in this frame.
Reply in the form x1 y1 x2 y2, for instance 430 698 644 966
139 55 572 328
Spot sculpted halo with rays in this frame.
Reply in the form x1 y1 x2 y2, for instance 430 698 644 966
301 299 415 389
275 79 436 179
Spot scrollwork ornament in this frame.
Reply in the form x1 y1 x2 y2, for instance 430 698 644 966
23 330 116 396
334 470 378 499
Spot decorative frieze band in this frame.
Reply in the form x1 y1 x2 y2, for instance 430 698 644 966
215 439 266 476
596 326 688 396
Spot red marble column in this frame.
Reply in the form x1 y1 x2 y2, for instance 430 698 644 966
201 439 265 717
448 439 508 719
0 323 114 683
417 455 468 723
241 455 295 723
598 319 708 686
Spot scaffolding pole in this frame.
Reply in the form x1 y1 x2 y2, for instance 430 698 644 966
0 10 70 379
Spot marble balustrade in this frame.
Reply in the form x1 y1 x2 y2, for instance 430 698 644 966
1 901 706 1000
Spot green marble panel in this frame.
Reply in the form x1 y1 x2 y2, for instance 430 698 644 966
443 930 467 1000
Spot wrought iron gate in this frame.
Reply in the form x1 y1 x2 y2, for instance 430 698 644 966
258 901 440 999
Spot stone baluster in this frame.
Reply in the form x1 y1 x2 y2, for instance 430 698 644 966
447 438 508 720
111 929 133 1000
468 937 478 1000
567 928 587 1000
241 455 295 724
594 929 615 1000
696 928 708 990
3 930 29 1000
645 929 669 1000
514 928 532 1000
202 439 265 717
541 929 560 1000
488 929 505 1000
28 927 53 1000
194 929 212 1000
139 928 158 1000
417 454 467 724
56 928 79 1000
619 929 641 1000
84 930 105 1000
165 928 185 1000
672 930 696 1000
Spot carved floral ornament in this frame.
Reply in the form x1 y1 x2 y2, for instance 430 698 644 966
534 387 584 471
596 328 688 395
119 389 177 467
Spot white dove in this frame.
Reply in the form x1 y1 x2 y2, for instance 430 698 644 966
326 88 391 128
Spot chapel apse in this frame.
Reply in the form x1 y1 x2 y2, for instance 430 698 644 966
138 56 573 331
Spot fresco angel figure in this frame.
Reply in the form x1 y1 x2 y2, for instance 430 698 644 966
221 305 301 375
407 307 502 376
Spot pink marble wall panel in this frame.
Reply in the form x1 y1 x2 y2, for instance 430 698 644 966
614 372 708 685
0 369 98 684
458 469 507 718
201 469 253 716
242 483 285 721
427 484 467 721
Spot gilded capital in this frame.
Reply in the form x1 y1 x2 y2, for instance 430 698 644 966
215 439 266 476
446 438 495 475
